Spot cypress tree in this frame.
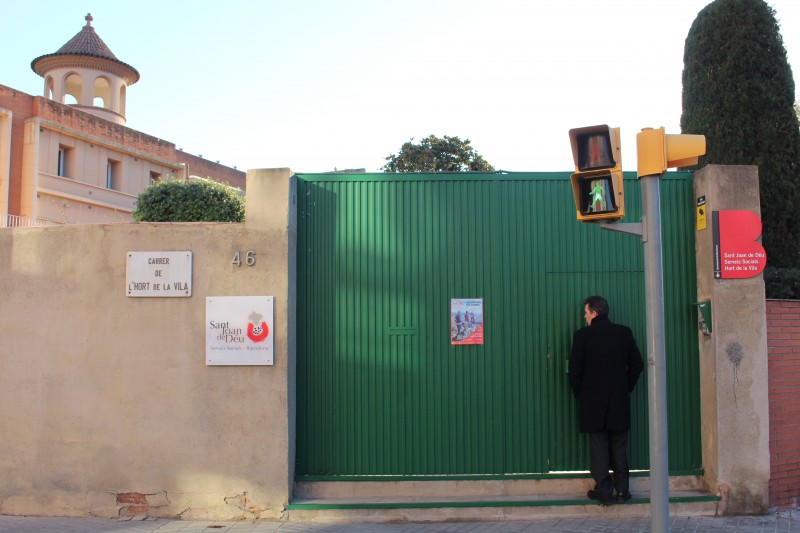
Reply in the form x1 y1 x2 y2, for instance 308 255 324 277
682 0 800 296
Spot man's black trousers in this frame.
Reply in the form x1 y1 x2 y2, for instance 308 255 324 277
589 429 630 498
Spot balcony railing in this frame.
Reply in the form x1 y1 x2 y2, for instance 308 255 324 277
1 214 61 228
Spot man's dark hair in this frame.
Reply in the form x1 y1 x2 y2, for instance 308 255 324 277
584 295 609 317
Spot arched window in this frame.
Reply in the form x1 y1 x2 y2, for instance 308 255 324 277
119 85 127 116
93 76 111 109
64 73 82 105
45 76 54 100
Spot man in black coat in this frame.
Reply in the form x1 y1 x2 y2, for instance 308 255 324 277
569 295 644 505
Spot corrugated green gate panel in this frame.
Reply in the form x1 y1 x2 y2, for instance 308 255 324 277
296 172 701 477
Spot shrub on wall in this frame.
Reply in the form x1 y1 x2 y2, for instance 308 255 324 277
133 179 244 223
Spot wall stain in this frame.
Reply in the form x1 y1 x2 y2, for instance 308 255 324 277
726 341 744 405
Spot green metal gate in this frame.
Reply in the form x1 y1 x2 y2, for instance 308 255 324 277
296 172 701 478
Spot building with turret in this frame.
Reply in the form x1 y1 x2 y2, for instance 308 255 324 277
0 14 245 226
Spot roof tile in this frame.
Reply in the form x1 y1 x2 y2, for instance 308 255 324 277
56 14 119 60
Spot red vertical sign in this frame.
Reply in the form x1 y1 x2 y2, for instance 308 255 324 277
713 210 767 279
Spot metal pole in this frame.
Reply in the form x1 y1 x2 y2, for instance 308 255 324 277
640 174 670 533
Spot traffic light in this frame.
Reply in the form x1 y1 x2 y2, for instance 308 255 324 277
636 127 706 177
568 125 624 222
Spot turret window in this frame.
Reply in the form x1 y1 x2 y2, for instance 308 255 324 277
63 73 82 105
93 77 111 110
45 76 54 100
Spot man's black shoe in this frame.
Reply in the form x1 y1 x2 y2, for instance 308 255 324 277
587 489 614 506
616 492 632 503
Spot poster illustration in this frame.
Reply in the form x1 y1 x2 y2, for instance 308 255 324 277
451 298 484 345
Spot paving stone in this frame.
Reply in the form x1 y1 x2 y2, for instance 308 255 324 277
0 513 797 533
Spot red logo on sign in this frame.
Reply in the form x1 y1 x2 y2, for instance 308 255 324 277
715 210 767 279
247 321 269 342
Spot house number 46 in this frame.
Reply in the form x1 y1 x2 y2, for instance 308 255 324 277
232 250 256 267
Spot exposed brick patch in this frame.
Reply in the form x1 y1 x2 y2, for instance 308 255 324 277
767 299 800 510
116 492 150 517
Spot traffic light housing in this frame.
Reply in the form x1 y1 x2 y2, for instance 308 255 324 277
568 125 624 222
637 127 706 177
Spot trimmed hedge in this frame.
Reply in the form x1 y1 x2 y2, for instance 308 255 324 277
133 179 244 223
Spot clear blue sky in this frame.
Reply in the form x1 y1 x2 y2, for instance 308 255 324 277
2 0 799 173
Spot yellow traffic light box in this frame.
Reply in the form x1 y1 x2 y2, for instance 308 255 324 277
568 125 624 222
636 127 706 177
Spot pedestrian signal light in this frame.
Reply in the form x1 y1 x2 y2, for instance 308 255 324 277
637 127 706 177
568 125 624 222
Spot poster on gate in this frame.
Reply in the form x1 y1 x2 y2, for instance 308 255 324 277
450 298 484 345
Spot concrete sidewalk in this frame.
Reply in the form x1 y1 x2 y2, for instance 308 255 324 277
0 511 798 533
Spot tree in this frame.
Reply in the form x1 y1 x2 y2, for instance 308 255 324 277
682 0 800 296
133 178 245 222
382 135 495 172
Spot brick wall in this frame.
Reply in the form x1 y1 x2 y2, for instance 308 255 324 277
177 151 246 190
33 96 176 159
767 299 800 510
0 84 35 214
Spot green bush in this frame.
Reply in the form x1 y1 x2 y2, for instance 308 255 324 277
764 266 800 299
133 179 244 223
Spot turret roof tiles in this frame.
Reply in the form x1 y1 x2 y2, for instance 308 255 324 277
55 13 119 60
30 13 140 84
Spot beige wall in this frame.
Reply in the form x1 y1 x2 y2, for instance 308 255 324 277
0 165 775 519
24 119 183 224
0 107 11 215
0 168 295 520
694 165 770 514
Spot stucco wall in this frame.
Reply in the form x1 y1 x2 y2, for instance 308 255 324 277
694 165 771 515
0 169 295 520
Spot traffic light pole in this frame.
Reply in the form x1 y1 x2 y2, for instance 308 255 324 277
569 122 703 533
601 173 670 533
640 174 670 533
